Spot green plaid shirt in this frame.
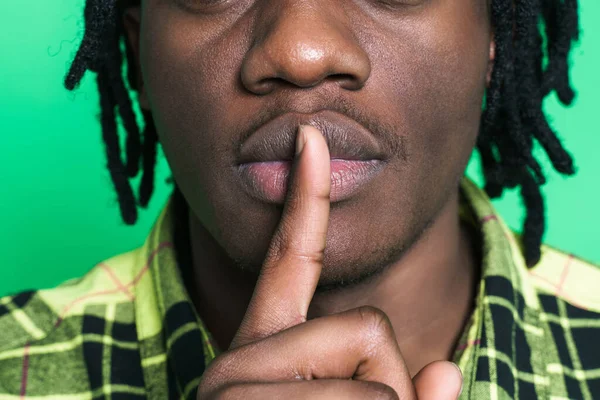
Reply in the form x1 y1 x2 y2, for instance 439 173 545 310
1 179 599 399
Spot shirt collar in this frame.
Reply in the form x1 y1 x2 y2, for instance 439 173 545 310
454 179 546 395
132 194 217 396
459 178 540 311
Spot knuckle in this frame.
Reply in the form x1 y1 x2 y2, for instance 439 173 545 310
308 189 331 203
288 246 325 266
197 354 240 398
356 306 394 341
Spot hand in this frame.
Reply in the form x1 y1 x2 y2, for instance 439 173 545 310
197 125 463 399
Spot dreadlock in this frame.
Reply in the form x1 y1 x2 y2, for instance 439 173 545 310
65 0 580 267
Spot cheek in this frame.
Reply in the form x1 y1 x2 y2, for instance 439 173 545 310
139 9 247 183
377 9 490 173
139 9 271 247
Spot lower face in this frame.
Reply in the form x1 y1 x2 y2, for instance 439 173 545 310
138 0 492 286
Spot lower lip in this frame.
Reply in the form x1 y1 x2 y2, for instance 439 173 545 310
236 159 384 204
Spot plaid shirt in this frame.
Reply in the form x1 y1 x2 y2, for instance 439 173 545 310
1 179 599 399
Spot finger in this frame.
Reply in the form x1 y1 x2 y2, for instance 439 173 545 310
204 307 417 399
412 361 463 400
206 380 399 400
231 125 331 348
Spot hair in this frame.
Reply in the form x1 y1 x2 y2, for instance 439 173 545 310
64 0 579 267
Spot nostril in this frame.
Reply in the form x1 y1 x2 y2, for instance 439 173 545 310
256 76 324 92
251 78 279 95
250 74 363 94
251 77 321 95
240 36 371 94
329 73 364 91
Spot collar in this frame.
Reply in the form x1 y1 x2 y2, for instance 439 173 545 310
459 178 540 310
454 179 548 397
132 193 216 397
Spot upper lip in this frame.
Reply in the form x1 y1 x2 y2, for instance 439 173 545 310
237 110 385 164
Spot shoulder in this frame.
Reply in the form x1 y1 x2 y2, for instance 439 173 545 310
524 247 600 398
528 245 600 313
0 248 143 394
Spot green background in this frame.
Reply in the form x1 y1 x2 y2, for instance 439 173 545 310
0 1 598 297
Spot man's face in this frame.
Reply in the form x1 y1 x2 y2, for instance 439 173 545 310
132 0 493 285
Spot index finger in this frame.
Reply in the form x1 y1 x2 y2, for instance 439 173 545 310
230 125 331 349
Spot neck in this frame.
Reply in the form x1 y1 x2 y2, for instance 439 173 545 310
185 190 479 377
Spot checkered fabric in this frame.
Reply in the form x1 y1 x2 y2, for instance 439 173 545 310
1 178 599 399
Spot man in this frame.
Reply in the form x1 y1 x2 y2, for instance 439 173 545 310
0 0 597 398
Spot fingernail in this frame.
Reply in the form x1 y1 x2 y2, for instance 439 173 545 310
296 126 308 156
451 362 463 398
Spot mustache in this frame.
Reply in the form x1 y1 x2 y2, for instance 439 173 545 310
231 96 407 161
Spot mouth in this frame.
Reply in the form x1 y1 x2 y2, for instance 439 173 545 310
235 110 387 204
237 159 384 203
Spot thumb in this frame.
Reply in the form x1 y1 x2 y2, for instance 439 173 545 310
413 361 463 400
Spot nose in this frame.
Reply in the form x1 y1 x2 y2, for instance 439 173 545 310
241 1 371 95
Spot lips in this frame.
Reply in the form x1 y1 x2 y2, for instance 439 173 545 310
237 110 385 163
235 110 387 204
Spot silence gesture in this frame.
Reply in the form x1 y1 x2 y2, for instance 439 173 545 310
197 126 463 399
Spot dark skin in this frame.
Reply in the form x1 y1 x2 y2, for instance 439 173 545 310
124 0 495 397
